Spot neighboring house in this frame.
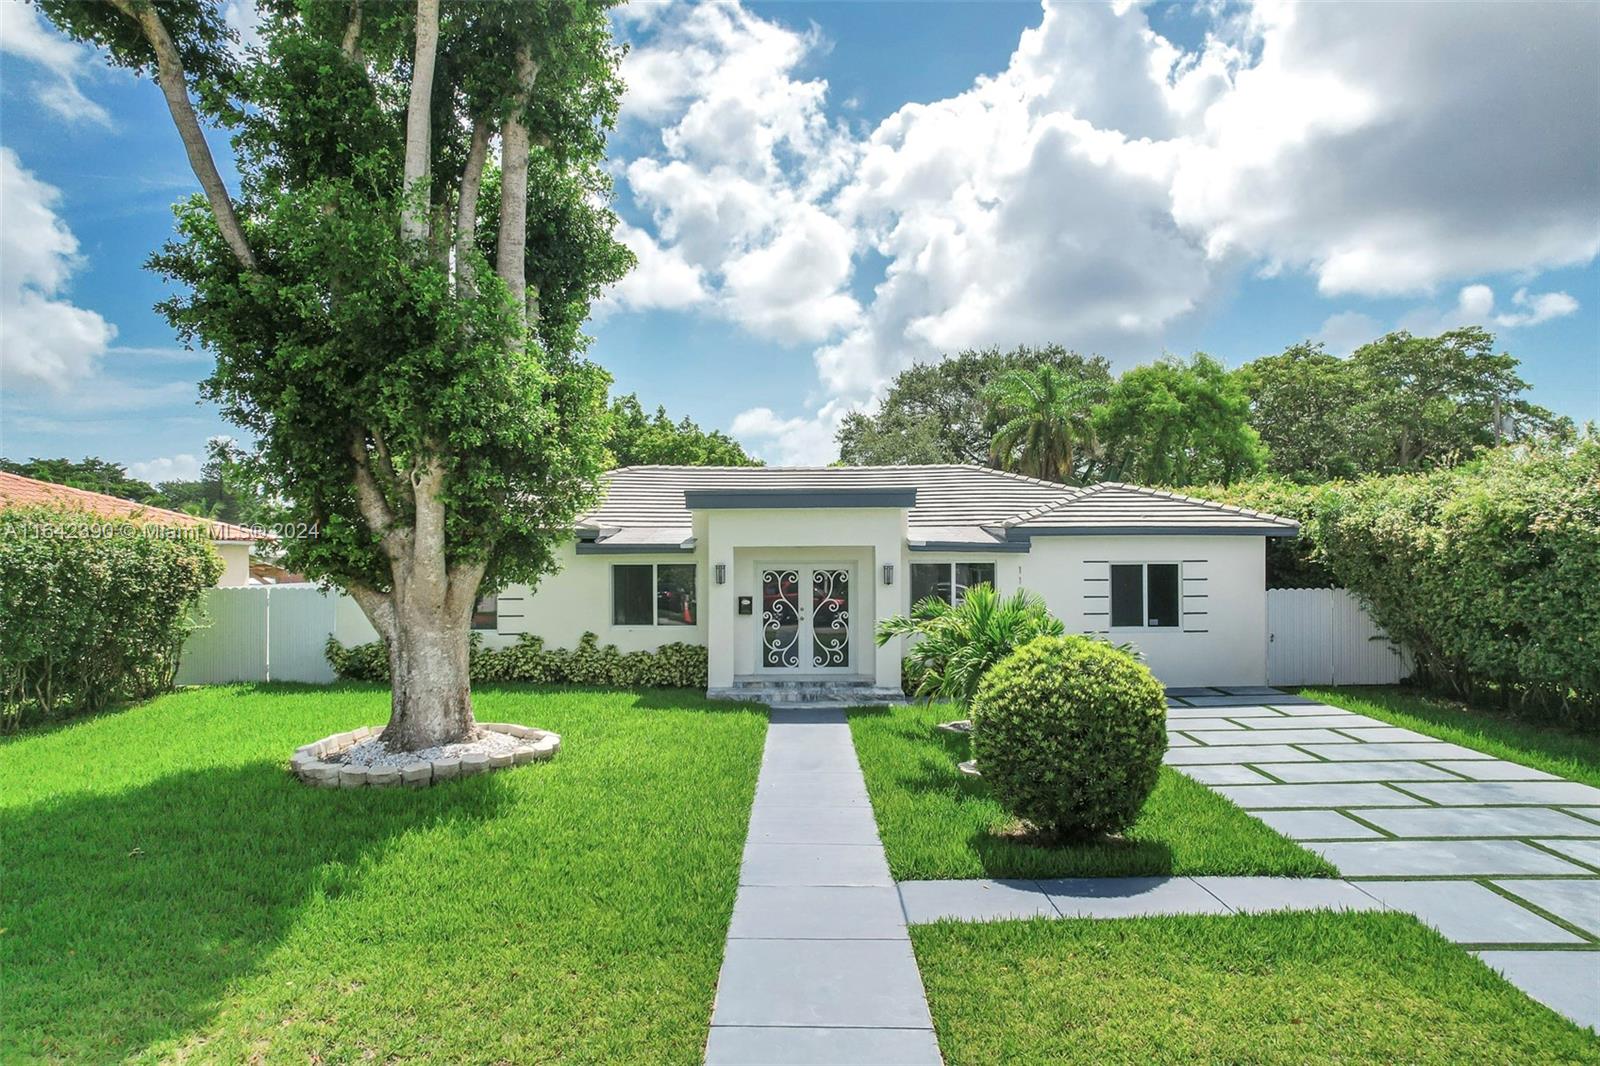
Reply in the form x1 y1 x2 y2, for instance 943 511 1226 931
0 471 263 586
465 465 1298 694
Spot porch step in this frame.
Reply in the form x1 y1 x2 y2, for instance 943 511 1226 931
711 678 905 708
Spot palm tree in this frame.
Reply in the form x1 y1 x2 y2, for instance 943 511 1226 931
984 365 1105 482
875 584 1065 709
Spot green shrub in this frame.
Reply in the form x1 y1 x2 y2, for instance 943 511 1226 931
971 634 1166 838
876 584 1065 709
1 505 223 730
326 632 709 689
1316 440 1600 723
1189 477 1341 588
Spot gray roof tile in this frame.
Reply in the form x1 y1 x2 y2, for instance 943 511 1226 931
577 466 1296 539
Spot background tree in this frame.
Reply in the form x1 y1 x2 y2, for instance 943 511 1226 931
836 345 1112 466
0 457 162 503
607 394 760 467
38 0 631 751
1094 354 1266 487
1346 328 1569 472
1237 342 1366 482
984 364 1106 482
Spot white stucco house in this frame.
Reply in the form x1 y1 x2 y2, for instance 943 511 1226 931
460 465 1298 696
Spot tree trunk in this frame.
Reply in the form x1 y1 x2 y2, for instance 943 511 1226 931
453 116 491 295
380 588 476 750
400 0 440 243
496 48 539 316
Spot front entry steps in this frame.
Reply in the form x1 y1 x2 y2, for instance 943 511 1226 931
709 676 905 708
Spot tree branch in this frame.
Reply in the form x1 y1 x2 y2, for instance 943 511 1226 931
400 0 441 243
349 430 400 552
495 47 540 321
340 0 363 60
347 582 396 645
453 116 491 295
108 0 256 271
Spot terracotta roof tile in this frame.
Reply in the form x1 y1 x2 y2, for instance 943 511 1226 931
0 471 266 542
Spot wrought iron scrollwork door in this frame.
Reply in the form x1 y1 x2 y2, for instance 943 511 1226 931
760 568 801 668
810 568 851 669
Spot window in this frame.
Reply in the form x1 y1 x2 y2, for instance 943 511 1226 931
613 563 697 626
1109 563 1180 628
910 561 996 607
471 595 498 631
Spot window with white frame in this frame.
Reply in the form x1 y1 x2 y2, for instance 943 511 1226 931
910 561 996 607
612 563 697 626
1110 563 1180 628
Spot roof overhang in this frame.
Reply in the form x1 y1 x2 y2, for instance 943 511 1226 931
684 487 917 510
1012 524 1299 539
575 528 696 554
908 540 1032 553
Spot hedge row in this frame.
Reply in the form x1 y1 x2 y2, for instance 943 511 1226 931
326 631 709 689
1207 440 1599 722
1 505 223 730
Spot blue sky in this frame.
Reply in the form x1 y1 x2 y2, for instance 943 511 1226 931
2 1 1596 478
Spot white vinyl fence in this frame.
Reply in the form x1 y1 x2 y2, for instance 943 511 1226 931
177 585 377 684
1267 587 1411 686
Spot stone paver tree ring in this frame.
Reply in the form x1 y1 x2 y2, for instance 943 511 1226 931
291 722 559 788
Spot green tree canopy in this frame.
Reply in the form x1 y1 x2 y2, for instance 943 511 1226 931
0 457 161 504
1094 354 1266 487
36 0 631 750
607 394 760 467
836 345 1113 466
1237 342 1366 482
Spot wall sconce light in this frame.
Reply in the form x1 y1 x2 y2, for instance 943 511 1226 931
882 563 894 586
715 563 727 585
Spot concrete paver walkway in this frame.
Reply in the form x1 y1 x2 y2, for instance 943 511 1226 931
705 708 941 1065
1165 688 1600 1030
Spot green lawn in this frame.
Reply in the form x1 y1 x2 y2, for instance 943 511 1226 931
1304 685 1600 788
2 684 767 1064
848 702 1332 880
913 912 1600 1064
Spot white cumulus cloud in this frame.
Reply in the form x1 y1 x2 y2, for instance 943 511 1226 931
0 4 111 126
0 148 116 393
128 453 204 484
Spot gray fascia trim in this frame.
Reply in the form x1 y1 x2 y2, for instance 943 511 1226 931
683 487 917 509
1015 525 1299 538
909 540 1031 553
574 541 694 555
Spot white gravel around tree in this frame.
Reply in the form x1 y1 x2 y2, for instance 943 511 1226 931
336 728 532 769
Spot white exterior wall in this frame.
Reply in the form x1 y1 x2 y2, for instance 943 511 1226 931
494 540 707 653
1022 535 1269 687
216 542 251 586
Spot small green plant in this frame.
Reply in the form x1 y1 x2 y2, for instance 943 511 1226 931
972 634 1166 839
876 584 1064 709
327 633 709 689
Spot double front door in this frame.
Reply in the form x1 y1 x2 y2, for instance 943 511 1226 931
759 564 854 671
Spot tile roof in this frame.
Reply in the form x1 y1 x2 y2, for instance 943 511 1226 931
578 466 1297 539
0 471 265 542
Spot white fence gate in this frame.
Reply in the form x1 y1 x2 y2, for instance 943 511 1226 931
1267 587 1411 686
177 586 348 684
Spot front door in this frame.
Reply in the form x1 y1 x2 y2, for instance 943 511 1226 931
759 565 854 672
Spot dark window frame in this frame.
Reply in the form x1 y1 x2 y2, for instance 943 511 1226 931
471 594 498 631
909 560 997 608
611 562 698 628
1108 562 1181 629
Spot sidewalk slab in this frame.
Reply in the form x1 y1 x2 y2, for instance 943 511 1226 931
741 843 894 887
1356 806 1600 839
1191 876 1384 914
899 879 1058 923
1399 781 1600 807
1212 782 1424 808
1301 742 1494 761
1254 760 1461 783
1533 838 1600 870
713 938 933 1029
1313 839 1586 877
1492 879 1600 936
1358 880 1585 944
1165 744 1317 765
730 886 907 941
705 1026 942 1066
1475 951 1600 1032
747 805 885 846
1251 809 1385 841
755 771 871 808
1038 876 1232 918
1175 764 1276 785
1185 728 1359 746
1427 760 1560 782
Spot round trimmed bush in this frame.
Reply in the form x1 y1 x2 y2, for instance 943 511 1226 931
970 634 1167 839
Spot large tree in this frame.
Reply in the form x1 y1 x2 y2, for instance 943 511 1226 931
607 394 760 468
835 345 1113 467
1236 342 1367 482
983 364 1106 482
1094 354 1266 487
38 0 631 750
